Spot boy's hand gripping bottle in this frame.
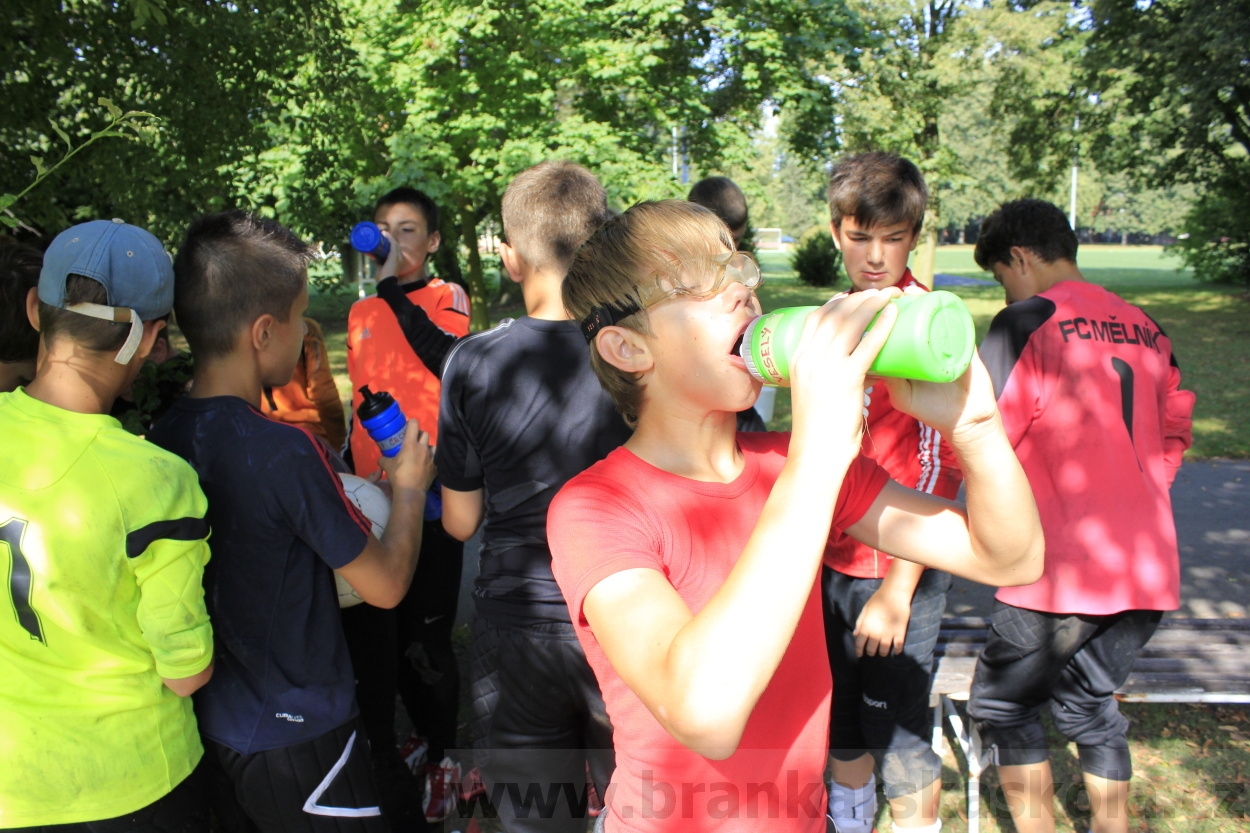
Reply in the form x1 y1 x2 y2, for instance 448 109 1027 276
739 290 975 386
356 385 442 519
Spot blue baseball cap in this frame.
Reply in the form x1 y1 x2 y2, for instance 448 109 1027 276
39 219 174 363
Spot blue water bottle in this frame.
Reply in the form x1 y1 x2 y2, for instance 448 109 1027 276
350 221 390 263
356 385 442 519
357 385 406 457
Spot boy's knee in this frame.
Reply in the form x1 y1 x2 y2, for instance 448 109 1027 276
975 719 1050 768
1051 697 1128 751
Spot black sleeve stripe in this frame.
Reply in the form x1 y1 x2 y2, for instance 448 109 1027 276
981 296 1057 400
126 516 210 558
375 277 459 379
1141 310 1181 369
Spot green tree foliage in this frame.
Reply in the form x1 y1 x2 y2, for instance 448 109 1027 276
1084 0 1250 282
799 0 985 284
1 1 387 244
356 0 857 329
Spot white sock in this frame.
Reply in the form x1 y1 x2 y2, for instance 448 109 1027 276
827 774 877 833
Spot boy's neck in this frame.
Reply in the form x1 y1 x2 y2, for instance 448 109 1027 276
24 346 129 416
521 270 572 321
395 266 431 288
189 353 264 407
626 406 744 483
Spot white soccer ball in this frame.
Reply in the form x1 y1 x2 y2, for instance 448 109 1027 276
335 472 392 608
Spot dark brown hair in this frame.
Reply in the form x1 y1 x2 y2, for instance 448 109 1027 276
974 199 1079 270
38 275 131 353
0 243 42 362
172 211 311 361
827 152 928 235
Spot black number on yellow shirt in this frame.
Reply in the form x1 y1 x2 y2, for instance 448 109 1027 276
1 518 45 644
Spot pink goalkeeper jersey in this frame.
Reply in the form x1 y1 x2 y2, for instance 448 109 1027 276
980 281 1195 615
548 433 889 833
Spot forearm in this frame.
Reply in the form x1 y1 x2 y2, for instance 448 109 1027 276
880 556 925 598
951 415 1044 585
376 278 457 377
374 482 427 602
660 448 855 754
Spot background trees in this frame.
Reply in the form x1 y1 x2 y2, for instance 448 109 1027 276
4 0 1246 315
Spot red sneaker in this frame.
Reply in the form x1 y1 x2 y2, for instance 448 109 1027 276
586 779 604 818
459 765 487 803
399 733 428 774
422 756 462 823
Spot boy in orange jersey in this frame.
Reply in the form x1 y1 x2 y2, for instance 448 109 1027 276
345 186 471 821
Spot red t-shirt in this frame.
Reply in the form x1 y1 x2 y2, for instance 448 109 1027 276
824 271 963 577
548 433 889 833
981 281 1195 614
346 278 470 476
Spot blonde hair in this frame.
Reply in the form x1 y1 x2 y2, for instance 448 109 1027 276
502 161 610 274
563 200 733 426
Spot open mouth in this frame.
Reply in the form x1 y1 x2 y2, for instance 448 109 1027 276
731 331 746 355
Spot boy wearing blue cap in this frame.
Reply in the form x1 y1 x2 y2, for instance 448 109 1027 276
0 219 216 829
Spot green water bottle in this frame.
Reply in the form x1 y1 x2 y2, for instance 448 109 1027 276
739 290 975 386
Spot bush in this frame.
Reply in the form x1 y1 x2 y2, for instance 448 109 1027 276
1174 168 1250 288
790 229 842 287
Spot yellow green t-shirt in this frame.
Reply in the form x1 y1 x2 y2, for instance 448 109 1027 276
0 389 213 826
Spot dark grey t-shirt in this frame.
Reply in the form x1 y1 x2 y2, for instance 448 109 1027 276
436 317 632 625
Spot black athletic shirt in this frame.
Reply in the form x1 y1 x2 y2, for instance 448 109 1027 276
150 396 371 754
436 317 632 625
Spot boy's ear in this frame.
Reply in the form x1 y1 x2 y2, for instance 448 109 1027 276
133 319 167 365
250 313 277 353
907 228 921 252
1009 245 1031 273
25 286 40 331
498 241 525 284
595 327 652 375
426 229 441 255
828 220 844 251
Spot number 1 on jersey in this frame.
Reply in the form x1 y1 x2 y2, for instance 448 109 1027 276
1 518 45 644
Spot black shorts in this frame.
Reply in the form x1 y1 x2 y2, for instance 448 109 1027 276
822 566 950 798
204 717 389 833
967 602 1162 780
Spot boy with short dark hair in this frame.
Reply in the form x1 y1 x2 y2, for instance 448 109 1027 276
0 241 41 392
344 186 470 819
547 199 1043 832
687 176 750 247
822 151 962 833
150 210 435 831
969 199 1195 833
438 160 626 831
0 220 214 828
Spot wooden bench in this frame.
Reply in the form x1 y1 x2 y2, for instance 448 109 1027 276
929 617 1250 833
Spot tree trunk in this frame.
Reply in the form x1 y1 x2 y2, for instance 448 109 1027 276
457 198 489 332
915 194 940 287
1122 230 1129 245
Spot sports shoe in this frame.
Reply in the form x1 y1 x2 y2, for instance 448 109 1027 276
586 778 604 818
399 733 428 774
459 765 487 803
422 756 462 822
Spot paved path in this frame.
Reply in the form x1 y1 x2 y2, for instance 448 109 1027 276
948 458 1250 619
457 459 1250 625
